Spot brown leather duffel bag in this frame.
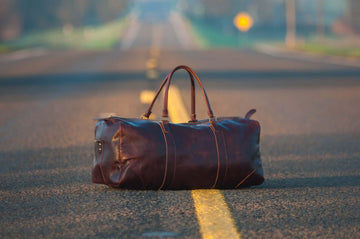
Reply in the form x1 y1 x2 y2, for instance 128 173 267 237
92 65 264 189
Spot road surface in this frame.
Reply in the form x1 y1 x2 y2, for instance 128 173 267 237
1 13 360 239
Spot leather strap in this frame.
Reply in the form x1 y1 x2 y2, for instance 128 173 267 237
157 121 177 190
163 65 214 120
234 164 262 188
245 109 256 119
143 65 215 123
209 124 228 188
144 70 197 122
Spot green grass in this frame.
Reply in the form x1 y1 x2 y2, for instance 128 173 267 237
185 17 284 49
6 17 128 50
0 44 11 53
185 18 240 49
293 41 360 58
185 15 360 56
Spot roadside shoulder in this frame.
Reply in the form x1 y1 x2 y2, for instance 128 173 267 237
255 44 360 68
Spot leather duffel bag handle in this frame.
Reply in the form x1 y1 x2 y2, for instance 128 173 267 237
143 65 215 123
143 67 197 121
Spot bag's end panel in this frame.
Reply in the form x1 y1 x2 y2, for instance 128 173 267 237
92 157 105 184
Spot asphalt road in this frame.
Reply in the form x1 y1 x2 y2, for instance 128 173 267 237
1 18 360 238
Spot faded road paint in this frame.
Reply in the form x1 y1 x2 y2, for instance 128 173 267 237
192 190 240 239
140 90 156 104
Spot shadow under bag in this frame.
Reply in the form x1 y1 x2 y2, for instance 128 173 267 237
92 65 264 189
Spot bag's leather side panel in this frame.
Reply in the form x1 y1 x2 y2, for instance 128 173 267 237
165 123 219 189
91 117 264 189
93 119 168 189
92 139 105 184
117 120 170 189
92 120 121 186
219 118 264 188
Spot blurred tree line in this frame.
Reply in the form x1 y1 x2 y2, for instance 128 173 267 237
0 0 129 41
178 0 360 37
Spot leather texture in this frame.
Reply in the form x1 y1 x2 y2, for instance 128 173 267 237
92 65 264 189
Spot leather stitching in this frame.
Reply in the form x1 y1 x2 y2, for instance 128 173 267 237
234 164 262 188
169 132 177 187
116 122 123 187
98 140 107 185
208 124 220 189
221 131 229 185
160 122 176 189
157 121 168 190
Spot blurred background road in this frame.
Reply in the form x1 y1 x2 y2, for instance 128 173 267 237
0 0 359 238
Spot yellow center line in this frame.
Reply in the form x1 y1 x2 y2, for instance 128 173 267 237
140 90 156 104
167 86 190 123
191 190 240 239
167 85 241 239
142 44 239 237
